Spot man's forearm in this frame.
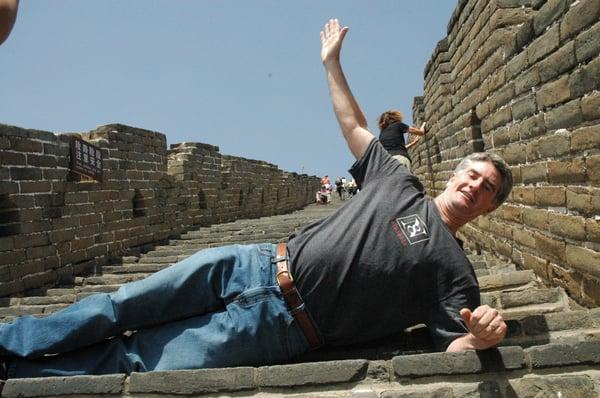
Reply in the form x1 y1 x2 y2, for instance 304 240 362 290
446 333 501 352
324 59 373 159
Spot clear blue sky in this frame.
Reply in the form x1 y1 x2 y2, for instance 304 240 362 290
1 1 457 179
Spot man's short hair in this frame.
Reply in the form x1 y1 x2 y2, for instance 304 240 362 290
454 152 513 207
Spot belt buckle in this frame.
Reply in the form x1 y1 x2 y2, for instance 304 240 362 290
276 269 294 282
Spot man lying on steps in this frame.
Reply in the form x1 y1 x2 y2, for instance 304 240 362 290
0 18 512 378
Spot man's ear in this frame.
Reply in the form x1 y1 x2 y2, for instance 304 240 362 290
447 173 456 188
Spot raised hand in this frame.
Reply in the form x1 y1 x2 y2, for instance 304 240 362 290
320 18 349 65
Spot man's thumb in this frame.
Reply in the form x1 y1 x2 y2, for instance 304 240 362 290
460 308 472 325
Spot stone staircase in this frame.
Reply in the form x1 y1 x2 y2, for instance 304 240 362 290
2 200 600 397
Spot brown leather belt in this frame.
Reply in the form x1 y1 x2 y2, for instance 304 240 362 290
275 242 323 349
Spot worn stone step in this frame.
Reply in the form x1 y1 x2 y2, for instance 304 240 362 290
5 344 600 397
482 287 564 310
101 263 170 274
45 288 78 297
78 274 149 286
474 263 517 277
477 269 536 291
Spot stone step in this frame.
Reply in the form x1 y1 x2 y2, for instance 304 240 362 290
4 343 600 397
477 269 536 291
76 274 149 286
482 287 564 309
101 263 170 274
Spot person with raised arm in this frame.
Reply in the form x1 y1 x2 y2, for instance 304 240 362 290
0 18 512 379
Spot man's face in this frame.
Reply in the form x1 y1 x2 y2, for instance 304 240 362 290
445 160 502 220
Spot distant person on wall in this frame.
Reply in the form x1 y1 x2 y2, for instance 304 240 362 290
335 177 345 200
0 18 512 380
0 0 18 45
378 110 425 171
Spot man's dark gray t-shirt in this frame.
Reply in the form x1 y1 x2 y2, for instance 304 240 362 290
287 139 480 351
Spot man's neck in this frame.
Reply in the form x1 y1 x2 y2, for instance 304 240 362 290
433 195 465 236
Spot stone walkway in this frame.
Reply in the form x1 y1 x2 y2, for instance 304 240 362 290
2 199 600 397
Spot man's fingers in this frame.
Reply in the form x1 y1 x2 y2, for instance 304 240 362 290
460 308 472 325
470 307 497 334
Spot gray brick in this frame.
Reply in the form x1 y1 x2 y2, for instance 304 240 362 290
536 75 571 108
575 20 600 64
0 151 26 165
560 0 600 41
569 56 600 97
582 91 600 120
26 154 58 168
529 24 560 65
381 387 454 398
129 367 255 394
9 167 42 181
511 93 537 120
392 347 524 377
259 360 368 387
533 0 567 36
514 67 540 95
2 374 126 398
545 98 582 130
527 341 600 367
538 41 576 83
508 375 597 398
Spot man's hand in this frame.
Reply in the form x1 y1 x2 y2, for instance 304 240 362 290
446 305 507 352
320 19 349 66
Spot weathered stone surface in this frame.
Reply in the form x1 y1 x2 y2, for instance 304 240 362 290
566 245 600 278
508 374 597 397
569 56 600 97
571 125 600 150
547 159 586 183
528 24 560 64
2 374 126 398
392 347 524 377
511 93 537 120
129 367 255 394
514 66 541 95
527 341 600 367
544 98 582 130
541 42 576 85
381 387 454 398
581 91 600 120
560 0 600 41
533 0 567 36
258 360 368 387
536 75 571 108
575 20 600 63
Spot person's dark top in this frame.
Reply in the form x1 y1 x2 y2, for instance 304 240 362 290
378 121 410 161
287 139 480 351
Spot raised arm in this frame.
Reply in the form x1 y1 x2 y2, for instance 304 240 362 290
407 122 426 136
320 19 374 160
405 135 421 150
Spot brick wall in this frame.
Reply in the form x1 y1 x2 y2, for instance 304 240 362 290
411 0 600 306
0 123 319 297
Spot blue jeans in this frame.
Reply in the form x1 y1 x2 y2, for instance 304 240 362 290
1 244 311 378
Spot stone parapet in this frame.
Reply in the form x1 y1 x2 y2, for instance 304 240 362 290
411 0 600 307
0 123 319 297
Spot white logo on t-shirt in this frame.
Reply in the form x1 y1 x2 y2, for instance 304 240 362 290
395 214 429 245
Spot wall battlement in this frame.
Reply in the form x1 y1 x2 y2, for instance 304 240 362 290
0 123 319 297
411 0 600 306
